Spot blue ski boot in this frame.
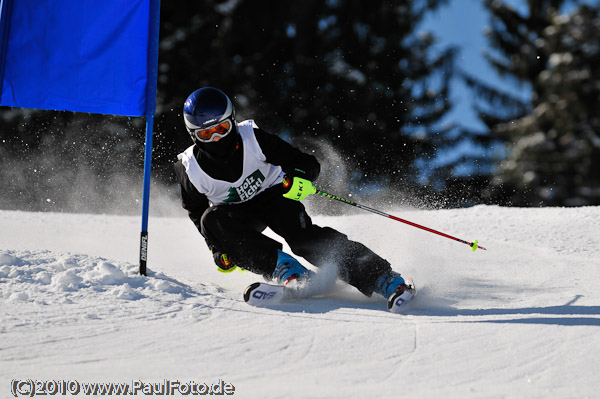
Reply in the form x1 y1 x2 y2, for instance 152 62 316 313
375 271 407 299
273 250 313 286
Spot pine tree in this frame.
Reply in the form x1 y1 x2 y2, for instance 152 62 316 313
468 0 600 206
1 0 461 211
157 0 457 198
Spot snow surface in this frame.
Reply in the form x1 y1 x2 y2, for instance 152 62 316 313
1 205 599 398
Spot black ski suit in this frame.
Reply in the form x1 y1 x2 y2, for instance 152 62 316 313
174 126 392 296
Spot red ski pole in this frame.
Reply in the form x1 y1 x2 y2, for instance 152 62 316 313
314 188 487 251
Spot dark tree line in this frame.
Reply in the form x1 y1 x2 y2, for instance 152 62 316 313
157 0 459 203
1 0 599 213
465 0 600 206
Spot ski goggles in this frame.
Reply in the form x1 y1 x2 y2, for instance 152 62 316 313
189 119 233 143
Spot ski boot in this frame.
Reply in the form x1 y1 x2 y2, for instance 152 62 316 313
375 271 406 298
375 271 416 312
272 250 313 286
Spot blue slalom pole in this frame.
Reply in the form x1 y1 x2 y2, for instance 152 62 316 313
139 115 154 276
139 0 161 276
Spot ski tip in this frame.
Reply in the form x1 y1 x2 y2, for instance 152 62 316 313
244 282 287 306
243 282 262 302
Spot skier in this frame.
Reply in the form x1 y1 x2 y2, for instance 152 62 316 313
174 87 408 302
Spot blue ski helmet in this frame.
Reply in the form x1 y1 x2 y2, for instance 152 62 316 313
183 87 236 143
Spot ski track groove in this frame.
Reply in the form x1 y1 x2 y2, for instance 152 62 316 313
378 319 419 382
228 304 407 324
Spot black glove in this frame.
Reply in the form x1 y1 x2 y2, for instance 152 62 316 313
205 239 238 273
212 250 238 273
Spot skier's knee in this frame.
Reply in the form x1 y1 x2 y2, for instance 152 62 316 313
201 205 267 237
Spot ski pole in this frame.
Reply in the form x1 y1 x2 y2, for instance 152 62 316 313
314 188 485 251
282 176 486 251
283 176 486 250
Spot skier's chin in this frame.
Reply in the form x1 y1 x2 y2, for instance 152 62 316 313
197 133 237 160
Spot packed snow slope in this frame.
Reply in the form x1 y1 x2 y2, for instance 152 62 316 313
1 205 599 398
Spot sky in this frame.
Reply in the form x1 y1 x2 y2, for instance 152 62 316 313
421 0 531 131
